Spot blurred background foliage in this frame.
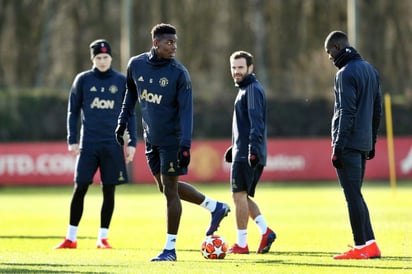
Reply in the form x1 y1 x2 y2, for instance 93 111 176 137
0 0 411 141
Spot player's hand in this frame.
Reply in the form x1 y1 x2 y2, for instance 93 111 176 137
366 147 375 160
177 146 190 168
248 153 259 168
68 143 80 156
331 147 344 169
126 146 136 163
224 146 232 163
115 123 126 146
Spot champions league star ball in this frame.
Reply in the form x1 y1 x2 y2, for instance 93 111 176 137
200 235 228 259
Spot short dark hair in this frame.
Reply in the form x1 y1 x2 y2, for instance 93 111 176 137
151 23 177 40
230 51 254 67
324 30 349 48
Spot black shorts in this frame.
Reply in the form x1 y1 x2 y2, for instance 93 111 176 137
75 142 128 185
145 141 187 176
230 161 264 197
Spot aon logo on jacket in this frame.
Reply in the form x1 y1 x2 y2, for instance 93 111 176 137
90 97 115 109
140 89 163 104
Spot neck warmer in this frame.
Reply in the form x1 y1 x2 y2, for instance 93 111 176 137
333 47 363 69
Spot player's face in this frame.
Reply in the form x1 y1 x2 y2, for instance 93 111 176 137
230 58 252 83
154 34 177 59
92 53 112 72
324 42 340 62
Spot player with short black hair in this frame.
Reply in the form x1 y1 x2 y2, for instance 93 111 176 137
116 23 230 262
324 30 382 259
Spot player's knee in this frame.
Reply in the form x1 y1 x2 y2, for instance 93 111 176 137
102 184 115 195
74 183 89 195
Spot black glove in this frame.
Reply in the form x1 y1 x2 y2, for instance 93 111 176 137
331 147 344 169
224 146 232 163
366 148 375 160
248 153 259 168
177 146 190 168
115 123 126 146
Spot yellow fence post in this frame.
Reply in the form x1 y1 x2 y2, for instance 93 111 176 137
384 93 396 190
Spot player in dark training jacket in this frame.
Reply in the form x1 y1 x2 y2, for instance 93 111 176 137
224 51 276 255
116 23 230 261
55 39 137 249
324 31 382 260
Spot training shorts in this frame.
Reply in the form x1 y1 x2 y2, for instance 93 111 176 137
230 161 264 197
74 142 128 185
145 141 187 176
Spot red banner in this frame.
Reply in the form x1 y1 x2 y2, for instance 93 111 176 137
1 137 411 185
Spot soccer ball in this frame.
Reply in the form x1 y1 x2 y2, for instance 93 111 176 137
200 235 228 259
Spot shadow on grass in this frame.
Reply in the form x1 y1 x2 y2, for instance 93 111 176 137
1 262 119 274
273 250 412 261
0 235 93 240
184 248 412 271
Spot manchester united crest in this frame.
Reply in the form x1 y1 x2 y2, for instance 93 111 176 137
159 77 168 87
109 85 118 94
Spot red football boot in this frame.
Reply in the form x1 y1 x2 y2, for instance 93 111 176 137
54 238 77 249
96 238 112 249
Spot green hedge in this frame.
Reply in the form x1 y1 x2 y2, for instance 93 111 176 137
0 90 410 142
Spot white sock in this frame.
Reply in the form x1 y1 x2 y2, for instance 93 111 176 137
254 215 268 235
237 229 248 248
200 196 217 212
164 234 177 250
366 239 376 246
66 225 78 242
98 228 109 240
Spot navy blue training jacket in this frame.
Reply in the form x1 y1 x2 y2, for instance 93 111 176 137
332 47 382 151
232 73 267 166
67 67 137 147
118 49 193 148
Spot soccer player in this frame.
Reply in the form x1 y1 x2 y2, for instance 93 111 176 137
225 51 276 254
55 39 137 249
116 23 230 261
324 30 382 259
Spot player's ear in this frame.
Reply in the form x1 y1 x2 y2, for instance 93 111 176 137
153 39 159 49
248 64 254 74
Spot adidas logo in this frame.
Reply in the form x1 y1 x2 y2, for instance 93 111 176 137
138 76 144 82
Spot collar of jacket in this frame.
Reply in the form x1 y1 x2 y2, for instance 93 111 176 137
92 67 113 79
148 48 172 66
333 47 362 69
235 73 256 88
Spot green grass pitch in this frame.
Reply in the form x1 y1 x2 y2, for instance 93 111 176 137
0 181 411 273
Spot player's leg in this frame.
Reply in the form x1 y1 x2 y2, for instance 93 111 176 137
150 144 179 261
228 162 250 254
55 147 97 249
247 165 276 254
96 143 128 248
177 181 204 204
249 195 276 253
95 184 115 248
358 152 380 258
333 149 380 259
177 180 230 236
70 183 90 227
100 184 115 229
150 173 180 261
161 174 182 235
359 153 377 243
337 149 368 247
